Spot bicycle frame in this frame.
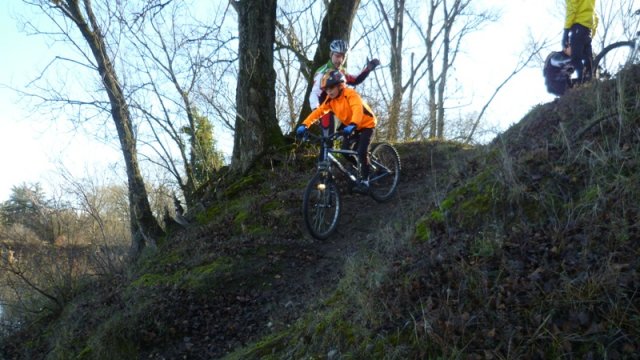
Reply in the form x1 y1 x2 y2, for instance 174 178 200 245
309 131 389 185
300 126 401 239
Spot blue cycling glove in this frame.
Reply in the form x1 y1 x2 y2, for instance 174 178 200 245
296 125 307 137
343 124 357 135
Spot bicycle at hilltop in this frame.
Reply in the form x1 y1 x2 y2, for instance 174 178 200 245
593 8 640 79
297 127 400 240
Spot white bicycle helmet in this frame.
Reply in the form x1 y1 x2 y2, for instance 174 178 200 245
329 39 348 54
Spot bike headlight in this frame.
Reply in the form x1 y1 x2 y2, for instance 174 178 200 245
317 183 326 191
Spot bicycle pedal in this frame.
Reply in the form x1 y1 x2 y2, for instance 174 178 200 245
352 182 370 195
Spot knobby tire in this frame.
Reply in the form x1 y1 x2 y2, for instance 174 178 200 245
593 41 635 79
302 172 341 240
369 143 401 203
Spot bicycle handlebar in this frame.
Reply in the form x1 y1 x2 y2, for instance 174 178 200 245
298 129 345 143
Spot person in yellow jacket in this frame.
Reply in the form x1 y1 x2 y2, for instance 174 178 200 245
297 70 377 193
562 0 598 83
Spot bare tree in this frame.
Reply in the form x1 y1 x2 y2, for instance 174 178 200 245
431 0 493 138
230 0 284 173
274 2 321 132
366 0 498 140
119 1 229 209
55 166 130 248
595 0 637 53
374 0 405 141
274 43 306 133
28 0 165 260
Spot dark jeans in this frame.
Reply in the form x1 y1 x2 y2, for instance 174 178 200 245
570 23 593 83
341 127 374 178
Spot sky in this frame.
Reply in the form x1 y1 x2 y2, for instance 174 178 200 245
0 0 565 202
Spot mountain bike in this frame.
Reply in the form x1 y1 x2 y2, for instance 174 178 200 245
593 8 640 79
299 129 401 240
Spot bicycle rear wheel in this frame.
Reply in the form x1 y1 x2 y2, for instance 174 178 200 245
593 41 637 79
368 143 401 203
302 172 341 240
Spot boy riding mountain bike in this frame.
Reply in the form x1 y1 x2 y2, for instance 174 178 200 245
297 70 377 194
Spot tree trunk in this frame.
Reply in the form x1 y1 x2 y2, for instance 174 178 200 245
58 1 164 260
296 0 361 125
437 0 458 139
426 0 437 138
231 0 284 173
403 53 416 140
380 0 405 141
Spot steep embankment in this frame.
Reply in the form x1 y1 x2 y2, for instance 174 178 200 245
0 137 475 359
226 65 640 359
2 64 639 360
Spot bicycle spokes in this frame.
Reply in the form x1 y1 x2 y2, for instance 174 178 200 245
300 130 401 238
368 143 401 203
303 173 341 240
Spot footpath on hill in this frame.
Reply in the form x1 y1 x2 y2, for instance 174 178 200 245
269 156 434 320
219 142 469 359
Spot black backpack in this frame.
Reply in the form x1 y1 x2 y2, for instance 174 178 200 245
543 51 574 96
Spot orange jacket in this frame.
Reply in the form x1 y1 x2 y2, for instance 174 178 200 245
302 87 376 130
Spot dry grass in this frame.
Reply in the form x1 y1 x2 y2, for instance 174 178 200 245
242 65 640 359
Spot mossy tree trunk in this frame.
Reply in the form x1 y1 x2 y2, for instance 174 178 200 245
231 0 284 173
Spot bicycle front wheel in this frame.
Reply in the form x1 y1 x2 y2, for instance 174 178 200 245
302 172 341 240
369 143 401 203
593 41 636 80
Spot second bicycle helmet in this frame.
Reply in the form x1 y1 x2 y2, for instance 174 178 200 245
549 52 574 74
321 70 346 89
329 39 349 54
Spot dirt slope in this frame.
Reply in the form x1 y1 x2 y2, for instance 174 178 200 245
3 66 639 360
136 141 474 359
